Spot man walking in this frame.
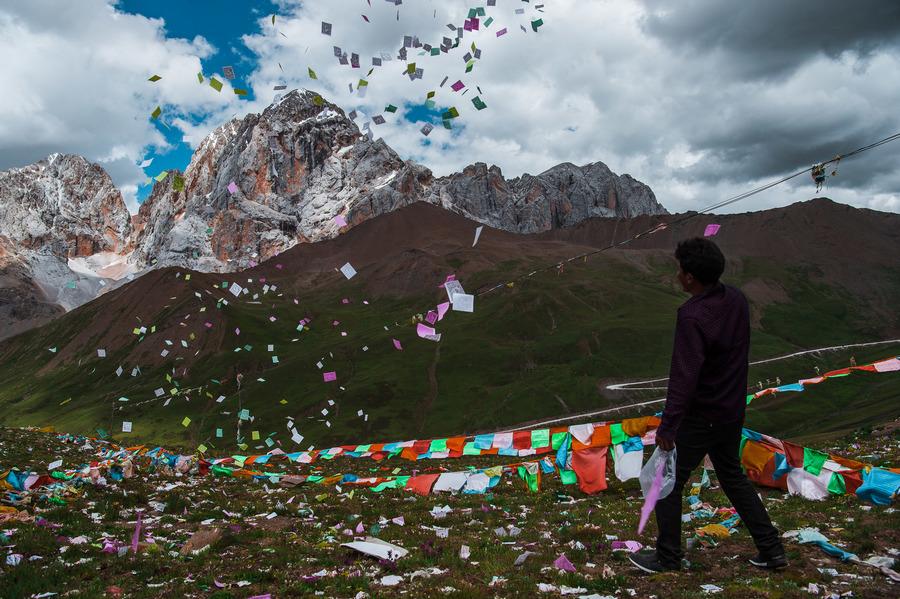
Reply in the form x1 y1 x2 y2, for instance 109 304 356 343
629 238 786 573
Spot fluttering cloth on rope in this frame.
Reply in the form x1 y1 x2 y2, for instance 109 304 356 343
3 355 899 503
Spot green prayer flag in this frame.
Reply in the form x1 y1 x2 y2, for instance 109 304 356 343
442 107 459 119
465 60 475 73
181 416 191 427
215 428 223 438
197 72 204 83
372 476 410 492
560 469 577 485
355 444 371 453
233 88 248 96
517 466 539 492
484 16 494 27
406 62 416 74
430 47 440 56
463 442 481 455
531 18 544 32
172 174 185 192
531 429 550 449
429 438 448 453
308 67 317 79
209 77 223 92
471 96 487 110
551 432 568 450
827 472 846 495
610 423 626 446
385 104 397 113
803 448 828 476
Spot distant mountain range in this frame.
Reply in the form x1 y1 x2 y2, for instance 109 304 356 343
0 89 664 339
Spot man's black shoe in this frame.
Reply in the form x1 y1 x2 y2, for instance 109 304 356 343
628 550 680 574
749 552 788 570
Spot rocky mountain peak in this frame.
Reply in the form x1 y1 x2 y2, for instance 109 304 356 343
1 90 666 338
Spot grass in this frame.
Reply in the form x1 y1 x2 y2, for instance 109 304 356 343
0 425 898 598
0 253 897 456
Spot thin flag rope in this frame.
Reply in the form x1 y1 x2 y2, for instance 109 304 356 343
475 130 900 296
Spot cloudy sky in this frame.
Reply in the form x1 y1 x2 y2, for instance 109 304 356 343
2 0 899 214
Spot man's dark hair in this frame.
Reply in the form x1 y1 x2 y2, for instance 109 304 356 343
675 237 725 285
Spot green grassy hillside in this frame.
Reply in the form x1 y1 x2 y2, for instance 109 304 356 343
1 241 897 453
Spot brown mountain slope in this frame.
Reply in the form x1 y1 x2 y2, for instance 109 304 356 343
2 197 898 373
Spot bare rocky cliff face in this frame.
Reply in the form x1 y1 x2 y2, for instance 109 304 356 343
0 154 135 338
0 90 664 338
128 90 665 272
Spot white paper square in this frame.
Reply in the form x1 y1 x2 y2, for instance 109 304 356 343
229 283 243 297
452 293 474 313
340 262 357 279
122 421 132 433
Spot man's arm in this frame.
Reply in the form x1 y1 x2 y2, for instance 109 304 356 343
656 314 705 446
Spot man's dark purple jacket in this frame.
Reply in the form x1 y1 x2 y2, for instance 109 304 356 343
656 282 750 440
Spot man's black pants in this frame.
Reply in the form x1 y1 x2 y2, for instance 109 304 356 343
655 416 783 567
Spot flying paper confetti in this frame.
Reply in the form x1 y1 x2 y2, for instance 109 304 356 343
704 223 721 237
473 225 484 247
321 22 332 35
340 262 357 279
148 75 161 82
227 181 238 194
323 371 337 382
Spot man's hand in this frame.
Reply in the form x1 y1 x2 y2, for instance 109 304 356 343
656 436 675 451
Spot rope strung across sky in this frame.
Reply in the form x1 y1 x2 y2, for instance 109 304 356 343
474 130 900 296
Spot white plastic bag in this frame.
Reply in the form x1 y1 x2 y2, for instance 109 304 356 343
639 447 677 500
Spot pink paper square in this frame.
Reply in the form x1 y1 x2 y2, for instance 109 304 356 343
275 263 283 269
451 80 465 92
392 338 403 351
703 223 720 237
227 181 238 194
496 27 507 37
323 371 337 382
334 215 348 227
425 310 438 324
342 298 350 304
437 302 450 321
416 323 436 338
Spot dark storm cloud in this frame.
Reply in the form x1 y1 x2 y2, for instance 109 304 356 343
639 0 900 80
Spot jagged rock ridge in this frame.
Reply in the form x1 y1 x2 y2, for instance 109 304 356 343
0 90 665 338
